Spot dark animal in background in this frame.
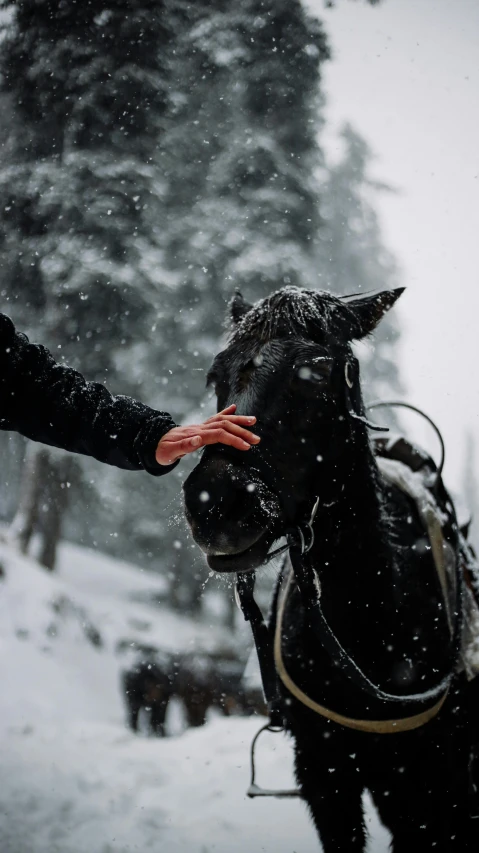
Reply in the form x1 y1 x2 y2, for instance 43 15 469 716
198 656 267 718
174 654 217 728
212 658 266 717
122 652 267 735
122 659 173 737
184 286 479 852
173 653 264 726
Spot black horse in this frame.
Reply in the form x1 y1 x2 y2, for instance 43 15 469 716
183 286 479 852
122 659 173 736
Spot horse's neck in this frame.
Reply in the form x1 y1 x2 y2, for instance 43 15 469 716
289 436 451 698
312 441 393 605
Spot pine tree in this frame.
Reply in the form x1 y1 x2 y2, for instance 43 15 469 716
155 0 330 414
141 0 331 613
0 0 175 567
317 123 403 403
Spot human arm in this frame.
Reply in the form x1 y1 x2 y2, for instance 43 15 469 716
0 313 259 475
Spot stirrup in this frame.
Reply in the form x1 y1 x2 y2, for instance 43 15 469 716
246 723 301 799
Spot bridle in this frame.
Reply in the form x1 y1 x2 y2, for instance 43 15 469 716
236 494 320 569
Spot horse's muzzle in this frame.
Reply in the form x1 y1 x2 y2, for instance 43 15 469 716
183 453 282 572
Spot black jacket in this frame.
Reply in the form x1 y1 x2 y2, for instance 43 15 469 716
0 312 178 475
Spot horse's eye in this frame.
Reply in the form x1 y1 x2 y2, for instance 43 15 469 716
238 360 256 390
240 359 256 376
296 364 331 385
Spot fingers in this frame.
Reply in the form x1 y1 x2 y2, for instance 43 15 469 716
155 411 261 466
195 428 254 452
206 418 260 445
205 409 256 427
167 422 259 444
176 436 201 452
156 426 255 465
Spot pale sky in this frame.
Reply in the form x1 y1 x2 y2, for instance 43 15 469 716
304 0 479 494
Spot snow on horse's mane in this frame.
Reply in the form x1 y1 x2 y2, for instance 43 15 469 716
228 286 349 345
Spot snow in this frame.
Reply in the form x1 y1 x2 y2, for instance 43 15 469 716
229 286 341 345
0 538 390 852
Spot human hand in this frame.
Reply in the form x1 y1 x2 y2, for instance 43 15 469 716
155 405 260 466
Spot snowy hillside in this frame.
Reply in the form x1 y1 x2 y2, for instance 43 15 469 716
0 539 389 852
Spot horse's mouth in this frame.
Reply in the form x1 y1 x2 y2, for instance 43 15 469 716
206 530 277 573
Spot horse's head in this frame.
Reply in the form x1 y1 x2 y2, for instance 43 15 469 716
184 286 403 573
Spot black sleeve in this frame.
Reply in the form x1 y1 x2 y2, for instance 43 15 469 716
0 312 179 475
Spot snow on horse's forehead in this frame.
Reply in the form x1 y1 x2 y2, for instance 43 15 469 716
227 285 404 350
228 286 348 347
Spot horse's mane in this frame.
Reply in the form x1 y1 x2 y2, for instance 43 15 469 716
227 286 354 346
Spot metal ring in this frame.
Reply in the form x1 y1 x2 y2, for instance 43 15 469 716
296 527 306 554
302 522 315 554
366 400 445 480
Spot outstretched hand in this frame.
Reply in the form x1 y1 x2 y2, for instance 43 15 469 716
155 405 260 466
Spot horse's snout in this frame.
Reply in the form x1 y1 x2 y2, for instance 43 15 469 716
184 460 259 534
183 455 281 565
184 462 249 518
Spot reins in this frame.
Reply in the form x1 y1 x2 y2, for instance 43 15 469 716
292 554 458 707
274 565 452 734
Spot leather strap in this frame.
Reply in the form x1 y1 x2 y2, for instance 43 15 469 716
236 571 283 727
274 568 450 733
289 546 458 706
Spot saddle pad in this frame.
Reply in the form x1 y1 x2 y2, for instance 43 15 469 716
377 456 479 680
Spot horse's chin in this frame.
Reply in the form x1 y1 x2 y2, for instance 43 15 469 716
206 531 276 573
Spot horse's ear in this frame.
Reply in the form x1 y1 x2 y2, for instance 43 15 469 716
339 288 405 340
230 290 253 325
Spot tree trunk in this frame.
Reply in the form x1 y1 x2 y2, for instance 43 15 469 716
10 444 76 570
184 572 204 616
168 546 204 616
10 444 49 553
224 588 237 633
38 453 76 571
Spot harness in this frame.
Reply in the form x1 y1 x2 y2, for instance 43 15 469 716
274 566 451 734
235 400 469 797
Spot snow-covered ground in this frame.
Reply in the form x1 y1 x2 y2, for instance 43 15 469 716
0 538 390 852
